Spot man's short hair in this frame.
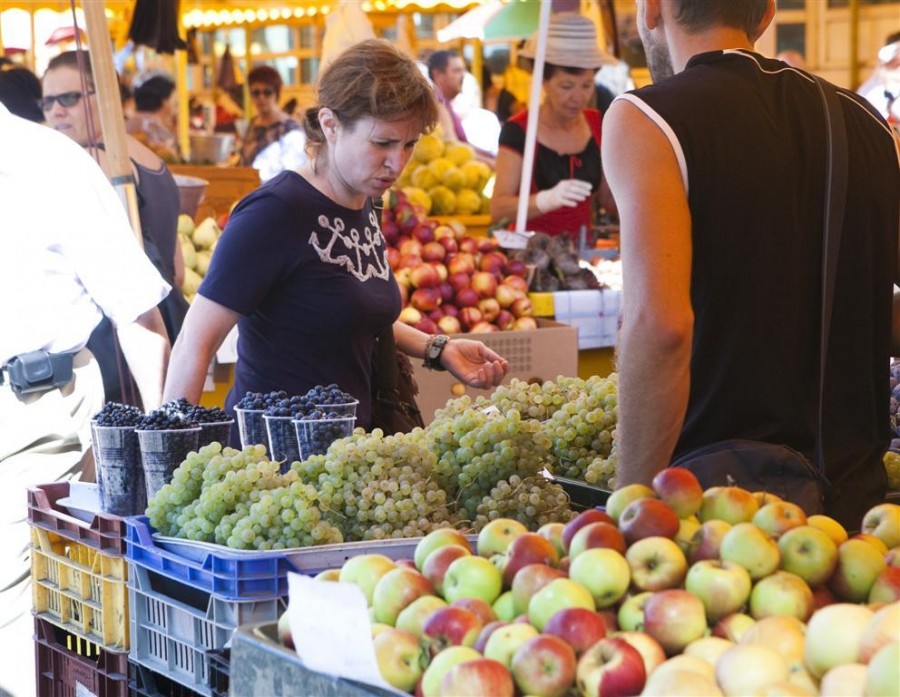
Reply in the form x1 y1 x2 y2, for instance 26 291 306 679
671 0 769 37
134 74 175 112
427 50 459 81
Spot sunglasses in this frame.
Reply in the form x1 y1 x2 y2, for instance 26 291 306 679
251 88 275 98
39 90 93 112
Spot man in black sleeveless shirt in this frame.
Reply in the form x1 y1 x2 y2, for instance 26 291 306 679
604 0 900 528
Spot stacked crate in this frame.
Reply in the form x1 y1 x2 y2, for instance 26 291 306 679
27 482 130 695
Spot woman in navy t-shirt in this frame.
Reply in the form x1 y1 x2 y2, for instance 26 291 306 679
162 40 508 438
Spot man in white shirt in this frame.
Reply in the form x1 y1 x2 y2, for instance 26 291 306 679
0 103 170 697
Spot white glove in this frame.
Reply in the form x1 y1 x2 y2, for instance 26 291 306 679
535 179 593 214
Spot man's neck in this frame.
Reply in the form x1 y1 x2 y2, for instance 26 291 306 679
671 28 756 74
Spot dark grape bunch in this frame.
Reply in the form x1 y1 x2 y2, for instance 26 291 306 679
303 383 356 407
136 407 199 431
161 397 230 424
93 401 144 427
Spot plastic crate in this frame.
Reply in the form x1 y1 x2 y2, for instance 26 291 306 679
28 481 127 556
125 516 433 600
206 648 230 697
31 524 129 652
554 475 612 511
230 622 395 697
128 563 285 696
34 615 129 697
128 660 200 697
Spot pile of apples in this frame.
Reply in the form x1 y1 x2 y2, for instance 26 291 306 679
383 191 536 335
280 471 900 697
178 213 222 302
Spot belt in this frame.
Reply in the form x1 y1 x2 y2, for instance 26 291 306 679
1 350 76 395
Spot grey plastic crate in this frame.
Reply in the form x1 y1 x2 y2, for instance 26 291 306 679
128 563 285 696
230 622 397 697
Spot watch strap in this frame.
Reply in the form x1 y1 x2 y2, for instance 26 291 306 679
424 335 449 371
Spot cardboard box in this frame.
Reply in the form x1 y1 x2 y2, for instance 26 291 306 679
413 319 578 424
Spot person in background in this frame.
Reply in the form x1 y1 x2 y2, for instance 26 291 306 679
858 31 900 127
126 70 180 162
43 51 189 403
604 0 900 528
163 40 508 441
238 65 306 181
0 64 43 122
427 50 469 142
491 13 613 237
776 49 807 69
484 53 525 123
0 103 170 697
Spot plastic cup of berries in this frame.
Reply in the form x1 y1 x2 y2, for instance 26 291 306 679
135 410 201 502
263 413 301 469
91 402 146 516
234 407 266 449
294 413 356 459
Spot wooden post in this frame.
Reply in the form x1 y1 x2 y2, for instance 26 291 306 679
82 0 143 246
849 0 860 90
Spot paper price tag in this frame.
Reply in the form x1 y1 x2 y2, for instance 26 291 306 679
287 572 404 695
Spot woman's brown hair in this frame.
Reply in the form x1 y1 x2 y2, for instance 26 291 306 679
304 39 438 155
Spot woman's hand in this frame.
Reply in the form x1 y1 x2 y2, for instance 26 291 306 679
440 339 509 389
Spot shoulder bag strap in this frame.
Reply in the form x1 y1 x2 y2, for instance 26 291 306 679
813 76 848 477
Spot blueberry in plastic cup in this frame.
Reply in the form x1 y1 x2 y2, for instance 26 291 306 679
92 423 146 516
294 416 355 459
199 419 235 448
136 427 201 502
235 407 267 450
324 400 359 418
264 414 301 468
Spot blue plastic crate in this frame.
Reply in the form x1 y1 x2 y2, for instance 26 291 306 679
125 517 436 600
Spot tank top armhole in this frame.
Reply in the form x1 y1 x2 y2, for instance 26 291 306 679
616 95 689 195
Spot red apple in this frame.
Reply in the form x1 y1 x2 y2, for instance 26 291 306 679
438 658 515 697
422 605 483 654
437 236 459 255
468 321 497 334
387 247 400 270
576 637 647 697
480 251 507 275
409 264 441 289
399 238 424 257
458 306 483 331
495 284 520 309
399 253 423 269
510 296 534 318
373 627 429 692
371 566 436 626
430 262 447 282
478 297 501 323
447 253 476 276
503 273 530 292
503 533 559 588
495 310 516 330
613 631 667 678
651 468 703 519
411 287 441 312
421 241 446 263
513 316 537 331
451 597 497 626
618 498 680 545
433 224 455 240
454 288 480 308
687 519 733 564
437 315 461 335
478 237 500 253
711 612 756 642
448 271 470 293
868 565 900 604
505 261 528 279
474 620 508 654
436 281 454 304
414 318 439 335
412 222 436 244
510 634 577 697
422 544 472 595
398 306 422 325
642 589 707 656
544 607 607 657
441 303 459 318
429 307 445 322
562 509 616 553
471 271 498 298
459 237 480 254
568 522 627 559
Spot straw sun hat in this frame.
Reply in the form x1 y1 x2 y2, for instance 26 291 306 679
520 12 615 70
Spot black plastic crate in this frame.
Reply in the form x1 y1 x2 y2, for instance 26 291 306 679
206 648 230 697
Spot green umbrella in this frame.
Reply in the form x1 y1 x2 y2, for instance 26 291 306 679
483 0 543 41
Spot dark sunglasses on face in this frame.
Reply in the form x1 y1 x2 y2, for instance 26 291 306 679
39 90 93 112
251 88 275 98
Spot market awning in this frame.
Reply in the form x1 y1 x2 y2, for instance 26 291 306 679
436 0 504 42
483 0 542 41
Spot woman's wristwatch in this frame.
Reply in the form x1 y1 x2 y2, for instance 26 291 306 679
423 335 449 371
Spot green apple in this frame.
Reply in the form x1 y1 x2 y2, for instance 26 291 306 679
314 568 341 582
642 589 707 656
339 554 396 605
420 645 482 697
443 555 503 605
625 536 688 592
674 516 701 556
804 603 874 678
617 591 654 632
421 544 472 596
715 644 790 696
868 566 900 604
477 518 527 558
568 548 631 608
752 501 807 539
414 527 472 571
829 538 887 602
748 570 814 622
865 642 900 697
395 594 447 637
373 627 429 692
641 662 721 696
778 524 839 588
606 483 656 523
371 566 435 626
861 503 900 550
528 578 595 631
821 663 869 696
698 486 759 525
492 590 516 622
684 559 752 623
711 612 756 643
510 563 565 616
720 522 781 580
682 635 735 668
807 514 849 546
482 621 539 668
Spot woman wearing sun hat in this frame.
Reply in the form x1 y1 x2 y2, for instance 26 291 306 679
491 12 614 237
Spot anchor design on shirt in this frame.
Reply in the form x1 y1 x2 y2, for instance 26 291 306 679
310 210 391 281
